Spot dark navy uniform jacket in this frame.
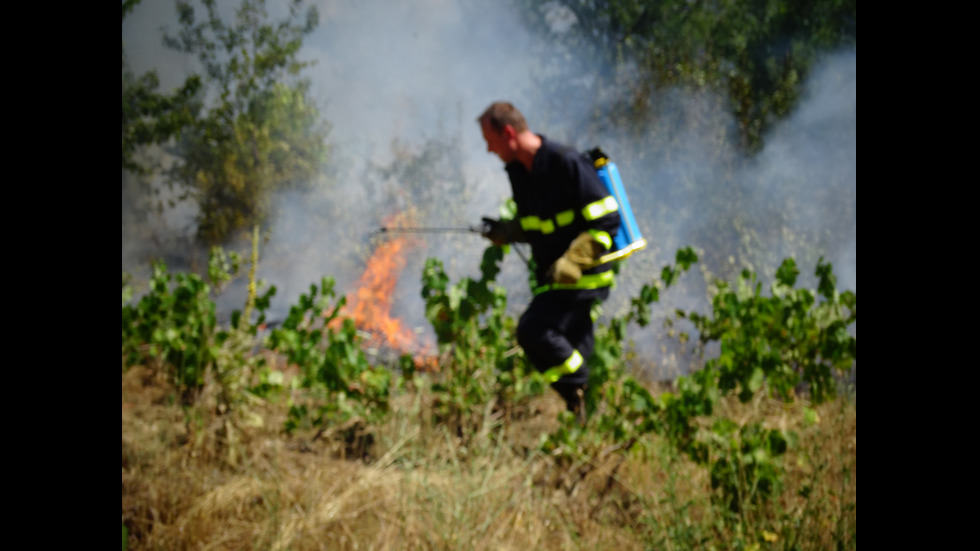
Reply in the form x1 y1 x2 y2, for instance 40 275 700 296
504 135 622 295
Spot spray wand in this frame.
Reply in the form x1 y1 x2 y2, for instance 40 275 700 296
372 225 484 236
370 222 489 237
370 222 531 265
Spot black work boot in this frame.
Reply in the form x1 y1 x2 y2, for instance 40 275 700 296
570 386 586 426
554 384 587 426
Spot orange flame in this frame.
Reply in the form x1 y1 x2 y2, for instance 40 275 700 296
329 212 438 371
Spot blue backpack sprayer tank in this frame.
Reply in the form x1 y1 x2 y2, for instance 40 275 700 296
587 147 646 266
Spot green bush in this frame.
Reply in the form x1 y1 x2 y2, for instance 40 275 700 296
122 260 217 392
533 251 855 528
420 245 546 438
688 257 856 404
265 277 391 435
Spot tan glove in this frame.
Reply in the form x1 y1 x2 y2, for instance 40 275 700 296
565 231 603 265
548 256 582 283
547 232 604 283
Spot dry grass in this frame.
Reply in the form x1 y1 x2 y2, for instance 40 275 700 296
122 366 855 550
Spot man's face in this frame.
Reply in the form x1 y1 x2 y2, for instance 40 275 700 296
481 119 516 164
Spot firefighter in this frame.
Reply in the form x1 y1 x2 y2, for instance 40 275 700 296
477 101 621 424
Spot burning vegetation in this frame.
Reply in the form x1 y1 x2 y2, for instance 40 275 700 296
329 211 438 370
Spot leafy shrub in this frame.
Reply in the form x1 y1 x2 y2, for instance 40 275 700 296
421 245 547 438
708 419 794 513
265 277 391 437
122 241 276 401
122 260 218 393
538 251 855 522
686 257 856 404
678 257 855 515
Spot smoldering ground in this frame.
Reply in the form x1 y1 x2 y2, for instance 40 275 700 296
122 0 855 379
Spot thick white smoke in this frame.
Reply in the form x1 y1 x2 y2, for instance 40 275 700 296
122 0 856 377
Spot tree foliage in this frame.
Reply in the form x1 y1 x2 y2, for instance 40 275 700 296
122 0 203 176
516 0 856 152
159 0 329 246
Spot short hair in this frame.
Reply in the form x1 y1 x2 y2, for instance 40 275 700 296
477 101 528 133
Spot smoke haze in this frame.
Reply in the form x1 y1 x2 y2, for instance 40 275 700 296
122 0 856 378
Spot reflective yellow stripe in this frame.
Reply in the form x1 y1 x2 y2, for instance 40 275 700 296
522 198 614 234
589 230 612 250
520 216 541 231
583 196 619 221
521 216 555 234
555 210 575 227
542 350 584 383
533 270 615 295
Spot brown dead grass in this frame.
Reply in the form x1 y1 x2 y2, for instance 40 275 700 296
122 365 855 551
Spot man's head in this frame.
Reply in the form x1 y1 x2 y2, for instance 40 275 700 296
477 101 528 164
478 102 528 134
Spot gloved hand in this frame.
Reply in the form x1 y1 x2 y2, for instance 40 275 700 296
565 231 603 265
481 217 526 246
546 232 603 284
481 217 507 245
547 256 582 283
